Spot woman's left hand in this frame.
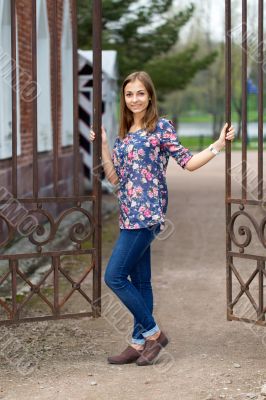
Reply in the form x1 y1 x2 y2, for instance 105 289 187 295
217 123 235 149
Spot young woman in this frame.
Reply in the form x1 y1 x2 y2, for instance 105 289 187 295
89 71 235 366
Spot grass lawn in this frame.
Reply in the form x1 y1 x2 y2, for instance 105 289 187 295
179 136 262 151
179 110 263 124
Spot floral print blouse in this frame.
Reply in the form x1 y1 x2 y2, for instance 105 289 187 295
111 118 193 230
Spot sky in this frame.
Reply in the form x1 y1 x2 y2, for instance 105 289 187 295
135 0 257 43
134 0 225 42
175 0 259 43
174 0 225 42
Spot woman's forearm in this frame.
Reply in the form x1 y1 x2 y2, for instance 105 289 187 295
101 142 120 185
185 123 235 171
185 140 224 172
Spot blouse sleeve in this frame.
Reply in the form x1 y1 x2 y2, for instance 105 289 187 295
159 119 193 169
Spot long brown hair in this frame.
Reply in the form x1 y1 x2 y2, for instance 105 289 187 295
118 71 159 139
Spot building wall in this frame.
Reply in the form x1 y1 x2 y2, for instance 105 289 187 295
0 0 82 199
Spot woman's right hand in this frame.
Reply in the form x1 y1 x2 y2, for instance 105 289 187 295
89 126 108 145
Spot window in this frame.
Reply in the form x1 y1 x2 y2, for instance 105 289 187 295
37 0 52 152
61 0 73 146
0 0 21 159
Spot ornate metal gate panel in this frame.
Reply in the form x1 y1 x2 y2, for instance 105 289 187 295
0 0 102 324
225 0 266 325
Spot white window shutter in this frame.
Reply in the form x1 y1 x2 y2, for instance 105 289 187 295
0 0 12 159
37 0 52 152
61 0 73 147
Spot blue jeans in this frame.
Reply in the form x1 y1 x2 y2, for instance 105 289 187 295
104 222 161 345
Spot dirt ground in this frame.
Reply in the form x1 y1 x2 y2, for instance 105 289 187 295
1 151 266 400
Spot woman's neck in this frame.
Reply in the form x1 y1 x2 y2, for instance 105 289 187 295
132 111 145 129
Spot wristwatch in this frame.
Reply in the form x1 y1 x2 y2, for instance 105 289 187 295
209 145 220 155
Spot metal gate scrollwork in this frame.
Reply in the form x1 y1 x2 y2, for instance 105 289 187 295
225 0 266 325
0 0 103 325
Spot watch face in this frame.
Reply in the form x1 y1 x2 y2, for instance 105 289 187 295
210 146 218 155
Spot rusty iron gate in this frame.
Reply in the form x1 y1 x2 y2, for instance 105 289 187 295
225 0 266 325
0 0 102 324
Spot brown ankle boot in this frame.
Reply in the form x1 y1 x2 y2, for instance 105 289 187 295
107 345 144 364
136 331 169 366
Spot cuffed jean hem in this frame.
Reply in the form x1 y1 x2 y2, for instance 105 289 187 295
131 338 145 345
142 323 160 338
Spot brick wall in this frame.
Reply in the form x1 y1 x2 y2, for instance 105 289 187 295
0 0 82 199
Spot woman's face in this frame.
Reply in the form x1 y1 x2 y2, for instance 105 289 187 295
124 79 150 116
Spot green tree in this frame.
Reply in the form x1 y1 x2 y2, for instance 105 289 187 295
163 1 225 139
145 44 217 97
77 0 217 97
